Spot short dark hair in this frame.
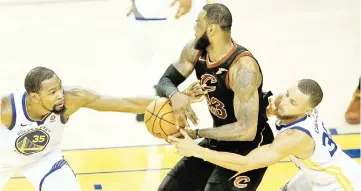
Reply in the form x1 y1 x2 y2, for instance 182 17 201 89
25 66 57 93
297 79 323 108
203 3 232 31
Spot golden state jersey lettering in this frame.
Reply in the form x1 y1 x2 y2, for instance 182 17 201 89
200 74 227 119
15 128 50 155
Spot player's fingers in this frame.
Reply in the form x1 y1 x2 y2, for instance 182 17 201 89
176 8 189 19
175 131 183 138
191 94 204 102
170 0 178 7
195 95 205 103
192 86 204 95
269 99 276 110
173 110 181 129
179 109 190 128
196 90 207 96
175 7 182 19
189 80 201 88
186 105 199 125
168 135 180 142
180 129 191 139
185 108 197 125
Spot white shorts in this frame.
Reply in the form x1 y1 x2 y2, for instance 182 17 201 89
280 171 361 191
0 150 81 191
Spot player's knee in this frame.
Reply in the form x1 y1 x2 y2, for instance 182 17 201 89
158 174 184 191
158 175 173 191
41 166 80 191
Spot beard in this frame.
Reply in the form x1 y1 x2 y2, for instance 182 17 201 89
194 32 210 51
52 104 66 114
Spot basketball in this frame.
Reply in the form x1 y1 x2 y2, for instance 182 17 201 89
144 97 185 140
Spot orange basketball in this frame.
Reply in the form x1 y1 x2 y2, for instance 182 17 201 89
144 97 185 140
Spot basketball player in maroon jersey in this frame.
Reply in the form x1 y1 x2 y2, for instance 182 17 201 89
156 3 274 191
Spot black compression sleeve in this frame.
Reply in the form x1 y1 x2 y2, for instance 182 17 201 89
156 64 187 98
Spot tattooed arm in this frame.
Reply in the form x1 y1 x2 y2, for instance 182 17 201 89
198 56 261 141
156 40 199 98
156 40 202 127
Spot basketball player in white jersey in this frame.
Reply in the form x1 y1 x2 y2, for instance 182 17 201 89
0 66 156 191
169 79 361 191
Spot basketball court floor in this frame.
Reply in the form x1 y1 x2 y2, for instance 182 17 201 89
0 0 359 190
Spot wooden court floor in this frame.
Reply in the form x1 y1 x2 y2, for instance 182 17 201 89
4 133 360 191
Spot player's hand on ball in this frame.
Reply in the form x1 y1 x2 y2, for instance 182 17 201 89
170 0 192 19
170 128 197 139
170 91 199 128
184 80 207 103
168 129 199 157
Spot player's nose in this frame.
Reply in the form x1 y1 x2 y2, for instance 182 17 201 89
57 90 64 100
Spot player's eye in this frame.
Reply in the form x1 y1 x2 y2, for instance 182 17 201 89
291 100 297 106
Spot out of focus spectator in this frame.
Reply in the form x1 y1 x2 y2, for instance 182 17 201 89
345 77 360 124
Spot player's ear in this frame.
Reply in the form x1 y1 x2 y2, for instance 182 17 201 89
29 92 40 103
207 24 217 37
304 107 313 116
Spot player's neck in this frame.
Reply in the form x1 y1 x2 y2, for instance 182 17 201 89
25 96 51 121
207 36 233 63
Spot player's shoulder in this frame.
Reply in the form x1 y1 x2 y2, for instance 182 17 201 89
285 117 314 137
231 53 258 71
181 39 201 63
1 94 13 128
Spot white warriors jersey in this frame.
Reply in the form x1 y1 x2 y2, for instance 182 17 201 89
276 109 361 191
0 89 66 168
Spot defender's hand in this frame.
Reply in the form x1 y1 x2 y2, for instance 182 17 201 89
170 91 198 128
170 0 192 19
169 128 197 139
267 94 282 117
168 129 200 157
266 97 278 117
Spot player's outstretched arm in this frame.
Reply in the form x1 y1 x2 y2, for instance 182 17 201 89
63 87 153 118
169 129 311 174
198 56 261 141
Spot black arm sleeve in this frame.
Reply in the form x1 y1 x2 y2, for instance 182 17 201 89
156 64 187 98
